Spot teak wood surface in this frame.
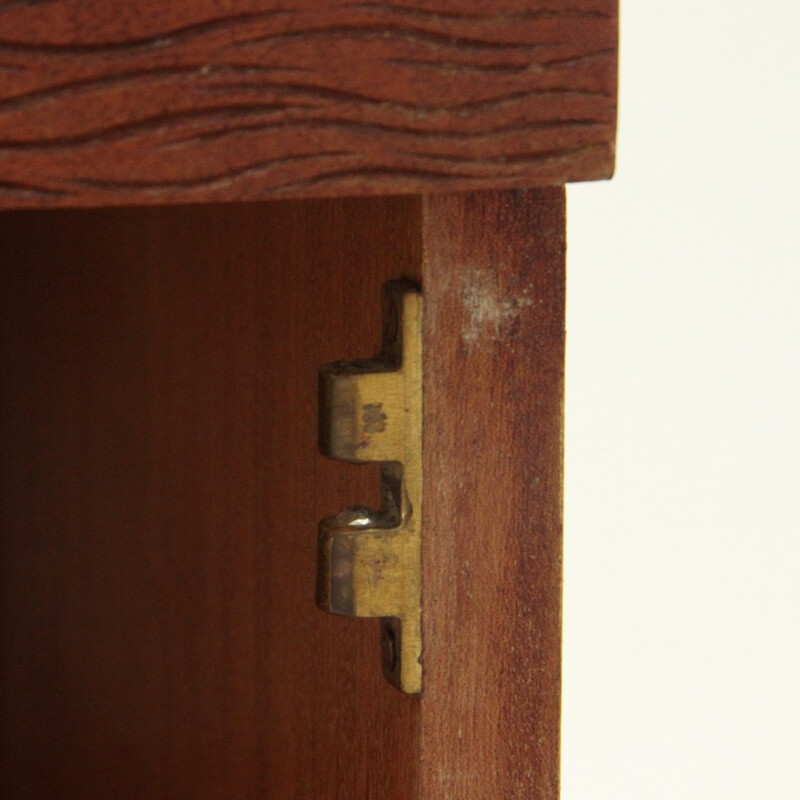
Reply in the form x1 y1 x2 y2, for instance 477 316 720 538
0 0 616 207
0 189 564 799
421 190 564 798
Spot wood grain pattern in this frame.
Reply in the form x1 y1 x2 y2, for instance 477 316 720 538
420 189 565 799
0 198 422 799
0 189 565 797
0 0 616 207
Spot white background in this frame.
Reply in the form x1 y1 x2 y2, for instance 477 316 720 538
563 2 800 797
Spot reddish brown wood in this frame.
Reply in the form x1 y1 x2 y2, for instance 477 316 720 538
0 198 423 799
420 189 565 799
0 188 565 798
0 0 616 208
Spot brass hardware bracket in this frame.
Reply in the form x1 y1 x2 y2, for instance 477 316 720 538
317 282 423 694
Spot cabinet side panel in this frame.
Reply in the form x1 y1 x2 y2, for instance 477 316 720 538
0 198 421 799
0 0 616 208
420 189 565 799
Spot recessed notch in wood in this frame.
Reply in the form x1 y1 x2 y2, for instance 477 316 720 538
317 281 423 694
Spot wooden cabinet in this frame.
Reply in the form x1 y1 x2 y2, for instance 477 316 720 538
0 4 617 798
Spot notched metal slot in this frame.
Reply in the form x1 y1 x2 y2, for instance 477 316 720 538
317 281 422 694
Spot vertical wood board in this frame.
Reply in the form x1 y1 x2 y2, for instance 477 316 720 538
0 197 422 799
420 189 565 799
0 188 565 798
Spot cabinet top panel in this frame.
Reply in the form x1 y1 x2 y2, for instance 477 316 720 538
0 0 616 207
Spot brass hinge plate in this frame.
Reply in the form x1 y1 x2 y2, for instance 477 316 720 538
317 281 422 694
